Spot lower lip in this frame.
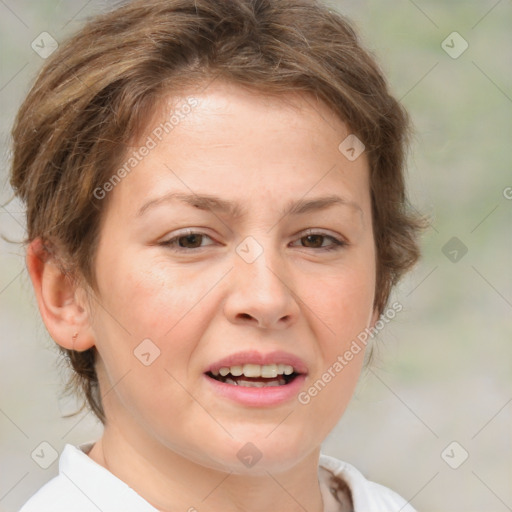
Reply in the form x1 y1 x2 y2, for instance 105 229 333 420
204 374 307 407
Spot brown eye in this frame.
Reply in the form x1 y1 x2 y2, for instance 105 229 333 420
177 233 204 248
301 234 325 248
291 231 347 252
160 231 215 251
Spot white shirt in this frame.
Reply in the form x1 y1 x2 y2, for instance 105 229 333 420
20 444 416 512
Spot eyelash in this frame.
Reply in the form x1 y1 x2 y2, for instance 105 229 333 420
159 229 348 253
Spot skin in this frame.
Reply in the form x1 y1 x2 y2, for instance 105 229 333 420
28 80 378 512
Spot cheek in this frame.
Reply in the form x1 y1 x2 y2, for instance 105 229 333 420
90 251 229 399
296 273 372 433
94 250 206 337
310 277 373 382
295 251 375 412
91 256 213 431
303 260 376 342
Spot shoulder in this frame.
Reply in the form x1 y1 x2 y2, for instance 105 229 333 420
19 444 157 512
319 453 417 512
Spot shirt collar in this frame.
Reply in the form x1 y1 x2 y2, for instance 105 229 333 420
61 444 350 512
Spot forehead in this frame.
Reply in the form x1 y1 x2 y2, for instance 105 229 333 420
106 80 371 220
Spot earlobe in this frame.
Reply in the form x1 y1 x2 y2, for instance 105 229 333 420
26 238 95 352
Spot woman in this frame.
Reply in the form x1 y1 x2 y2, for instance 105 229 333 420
11 0 424 510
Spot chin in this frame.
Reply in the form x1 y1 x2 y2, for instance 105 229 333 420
200 431 316 475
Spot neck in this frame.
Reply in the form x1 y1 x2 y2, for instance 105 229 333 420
88 422 325 512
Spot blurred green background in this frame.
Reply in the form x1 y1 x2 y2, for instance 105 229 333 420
1 1 511 511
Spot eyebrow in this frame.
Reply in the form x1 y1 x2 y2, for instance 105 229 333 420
137 191 362 218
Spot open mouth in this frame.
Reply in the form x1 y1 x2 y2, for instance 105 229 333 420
206 364 301 388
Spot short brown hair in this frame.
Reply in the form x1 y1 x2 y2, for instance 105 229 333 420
10 0 424 423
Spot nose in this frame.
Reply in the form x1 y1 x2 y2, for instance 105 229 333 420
223 242 300 330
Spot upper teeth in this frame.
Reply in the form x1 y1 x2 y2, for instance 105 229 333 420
214 364 295 378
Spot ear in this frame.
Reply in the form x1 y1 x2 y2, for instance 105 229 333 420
26 238 95 351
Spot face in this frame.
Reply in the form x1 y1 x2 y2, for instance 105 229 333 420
87 80 377 474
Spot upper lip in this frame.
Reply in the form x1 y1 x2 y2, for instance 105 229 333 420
206 350 308 375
